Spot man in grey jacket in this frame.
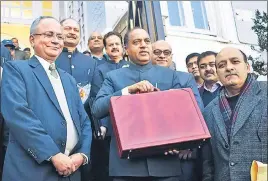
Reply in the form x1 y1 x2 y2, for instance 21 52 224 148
202 47 267 181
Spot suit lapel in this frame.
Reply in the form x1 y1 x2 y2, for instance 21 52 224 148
212 101 229 145
232 82 261 137
29 57 64 118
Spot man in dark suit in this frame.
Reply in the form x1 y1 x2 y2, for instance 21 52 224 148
202 47 267 181
90 31 129 181
197 51 221 107
1 16 92 181
56 17 97 181
185 53 203 88
92 27 204 181
88 32 106 65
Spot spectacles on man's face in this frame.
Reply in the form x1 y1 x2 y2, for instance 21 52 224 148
32 31 64 41
153 49 172 57
90 36 103 40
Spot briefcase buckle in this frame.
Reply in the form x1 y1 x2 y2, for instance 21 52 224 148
127 150 132 159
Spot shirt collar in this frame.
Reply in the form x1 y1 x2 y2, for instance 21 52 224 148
128 60 153 72
91 54 104 60
35 55 53 73
62 47 78 53
203 81 222 92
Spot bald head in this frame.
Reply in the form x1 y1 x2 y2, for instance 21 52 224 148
88 31 104 54
152 40 172 51
151 40 173 67
216 47 250 92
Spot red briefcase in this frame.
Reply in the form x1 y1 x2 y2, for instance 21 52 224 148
109 88 211 159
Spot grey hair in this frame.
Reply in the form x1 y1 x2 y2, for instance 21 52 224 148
30 16 58 35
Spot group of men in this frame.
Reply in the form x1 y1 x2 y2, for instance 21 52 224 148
0 15 266 181
1 38 31 61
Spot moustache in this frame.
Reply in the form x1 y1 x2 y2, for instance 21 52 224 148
204 70 215 76
111 49 119 52
225 72 238 78
66 34 77 39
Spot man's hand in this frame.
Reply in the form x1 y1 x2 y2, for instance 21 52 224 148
69 153 85 171
51 153 76 177
164 149 180 155
127 80 156 94
178 149 192 160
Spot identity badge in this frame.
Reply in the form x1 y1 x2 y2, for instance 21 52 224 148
77 83 91 104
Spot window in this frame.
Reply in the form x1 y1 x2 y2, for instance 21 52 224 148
22 10 32 19
167 1 184 26
161 1 216 34
22 1 32 9
11 1 20 7
191 1 209 30
1 1 32 20
42 1 52 9
10 8 21 18
42 1 52 17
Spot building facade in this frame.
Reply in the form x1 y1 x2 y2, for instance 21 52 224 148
114 1 267 80
62 1 128 51
1 1 60 50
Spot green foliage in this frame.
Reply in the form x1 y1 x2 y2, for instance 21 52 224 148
250 10 267 76
251 10 267 51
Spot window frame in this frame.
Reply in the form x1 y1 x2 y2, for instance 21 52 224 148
1 1 33 20
160 1 217 36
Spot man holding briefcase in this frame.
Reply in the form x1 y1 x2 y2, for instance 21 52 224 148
92 27 204 181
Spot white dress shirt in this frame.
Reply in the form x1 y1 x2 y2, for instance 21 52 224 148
203 81 222 93
36 55 78 156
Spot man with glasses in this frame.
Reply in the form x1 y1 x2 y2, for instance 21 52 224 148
1 16 92 181
185 53 204 88
92 28 203 181
198 51 222 107
151 40 204 181
88 32 106 65
11 38 27 60
151 40 176 70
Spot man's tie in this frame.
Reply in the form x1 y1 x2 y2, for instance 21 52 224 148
49 63 58 79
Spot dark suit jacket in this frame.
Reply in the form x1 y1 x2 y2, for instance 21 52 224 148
203 80 267 181
92 62 204 177
1 56 92 181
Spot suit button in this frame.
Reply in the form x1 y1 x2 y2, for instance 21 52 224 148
233 141 239 145
68 55 72 58
61 142 66 147
71 65 75 69
230 162 235 166
225 144 229 149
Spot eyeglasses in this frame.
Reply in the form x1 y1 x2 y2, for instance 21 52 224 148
32 31 64 41
153 49 172 57
89 36 103 40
